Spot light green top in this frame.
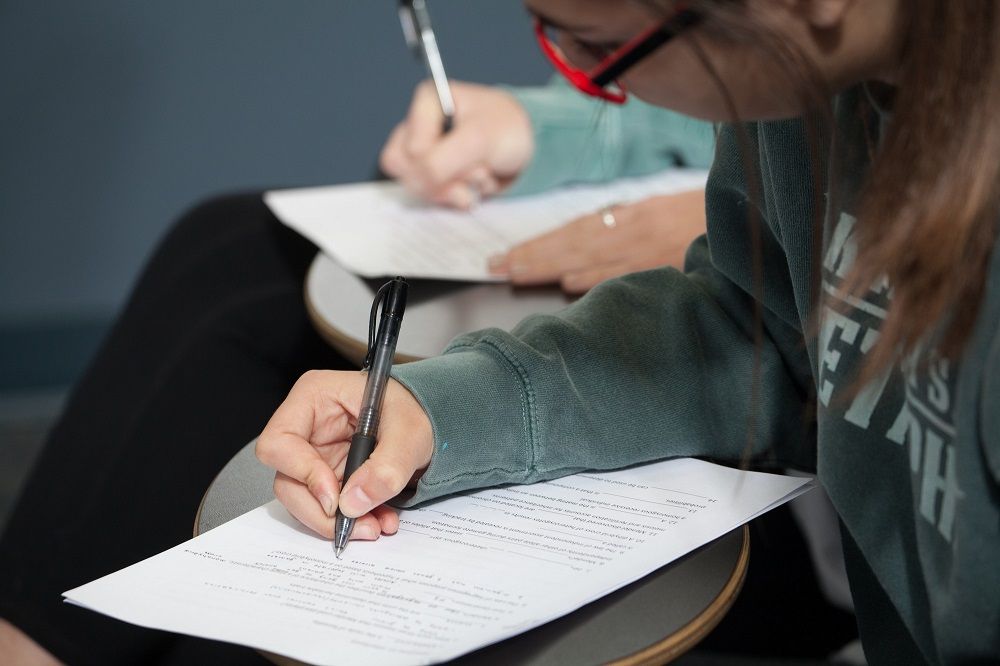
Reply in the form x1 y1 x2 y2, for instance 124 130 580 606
503 77 715 196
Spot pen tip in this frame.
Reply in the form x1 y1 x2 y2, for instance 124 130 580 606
334 545 344 559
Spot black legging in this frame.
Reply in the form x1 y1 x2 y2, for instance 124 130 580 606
0 194 351 665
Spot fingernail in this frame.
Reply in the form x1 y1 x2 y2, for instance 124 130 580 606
352 523 379 540
341 486 374 517
320 493 337 518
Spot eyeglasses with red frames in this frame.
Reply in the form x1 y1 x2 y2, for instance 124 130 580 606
534 7 702 104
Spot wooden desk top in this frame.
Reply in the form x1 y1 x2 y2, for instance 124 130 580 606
304 253 573 365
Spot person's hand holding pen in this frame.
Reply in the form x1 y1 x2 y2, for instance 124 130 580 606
256 371 434 543
380 80 708 293
380 80 536 210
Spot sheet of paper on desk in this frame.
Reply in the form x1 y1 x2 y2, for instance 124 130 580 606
263 169 708 282
64 458 810 666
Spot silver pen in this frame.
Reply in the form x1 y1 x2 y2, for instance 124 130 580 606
398 0 456 132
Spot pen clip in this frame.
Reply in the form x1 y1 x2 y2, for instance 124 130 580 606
397 0 456 126
363 280 392 371
398 1 421 55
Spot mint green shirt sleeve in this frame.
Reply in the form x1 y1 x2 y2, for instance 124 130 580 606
502 77 716 197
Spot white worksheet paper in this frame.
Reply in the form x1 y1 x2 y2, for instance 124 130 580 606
264 169 709 281
65 458 810 666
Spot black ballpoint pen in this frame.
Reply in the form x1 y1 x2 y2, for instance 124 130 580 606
333 277 408 558
398 0 456 133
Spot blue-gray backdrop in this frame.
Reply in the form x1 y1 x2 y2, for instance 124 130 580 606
0 1 550 391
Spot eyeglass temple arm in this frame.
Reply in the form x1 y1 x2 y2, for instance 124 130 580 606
592 8 702 87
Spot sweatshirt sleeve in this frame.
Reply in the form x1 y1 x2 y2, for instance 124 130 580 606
392 120 816 507
392 120 822 505
502 77 716 197
393 239 814 506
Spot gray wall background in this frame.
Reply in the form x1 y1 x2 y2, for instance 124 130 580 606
0 1 550 391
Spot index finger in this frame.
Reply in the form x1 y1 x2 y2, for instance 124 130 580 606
256 370 361 512
410 123 490 198
402 81 447 158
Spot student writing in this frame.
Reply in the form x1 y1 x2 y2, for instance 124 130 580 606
0 52 718 666
257 1 1000 663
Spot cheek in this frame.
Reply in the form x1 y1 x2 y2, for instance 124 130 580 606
621 41 805 122
555 33 603 72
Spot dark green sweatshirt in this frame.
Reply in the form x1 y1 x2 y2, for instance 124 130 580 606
394 83 1000 664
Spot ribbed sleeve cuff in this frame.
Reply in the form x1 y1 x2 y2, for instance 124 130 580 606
391 339 535 506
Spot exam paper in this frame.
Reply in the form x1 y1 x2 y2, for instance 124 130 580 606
65 459 809 666
264 169 709 282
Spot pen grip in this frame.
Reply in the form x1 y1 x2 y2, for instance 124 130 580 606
343 432 377 484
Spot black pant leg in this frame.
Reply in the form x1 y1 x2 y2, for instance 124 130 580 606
0 193 351 665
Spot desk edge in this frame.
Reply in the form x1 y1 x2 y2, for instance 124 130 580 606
608 524 751 665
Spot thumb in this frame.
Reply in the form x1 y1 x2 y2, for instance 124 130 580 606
338 380 434 518
337 449 413 518
413 123 490 196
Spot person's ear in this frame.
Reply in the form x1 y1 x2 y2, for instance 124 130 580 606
803 0 852 30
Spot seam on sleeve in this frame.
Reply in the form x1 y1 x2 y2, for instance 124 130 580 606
451 337 539 472
420 338 539 486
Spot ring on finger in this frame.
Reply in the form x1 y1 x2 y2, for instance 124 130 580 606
600 204 619 229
